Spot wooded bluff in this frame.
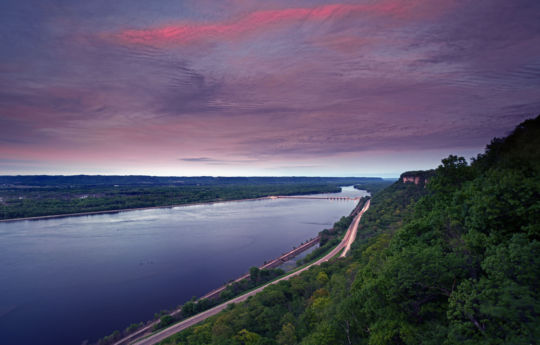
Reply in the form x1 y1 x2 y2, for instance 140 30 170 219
156 115 540 345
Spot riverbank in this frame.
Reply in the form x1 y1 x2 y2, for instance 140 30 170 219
0 186 361 223
0 196 272 223
127 199 371 345
108 197 368 345
110 236 323 345
199 236 321 301
0 182 352 222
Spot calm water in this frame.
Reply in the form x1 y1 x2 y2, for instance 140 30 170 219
0 186 367 345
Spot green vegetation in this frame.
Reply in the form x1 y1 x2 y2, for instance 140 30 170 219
157 115 540 345
96 267 285 345
353 173 429 245
295 244 335 267
353 179 395 195
156 316 176 330
296 209 362 267
211 268 286 310
0 177 379 220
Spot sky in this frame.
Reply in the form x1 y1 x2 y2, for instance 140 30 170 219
1 0 539 177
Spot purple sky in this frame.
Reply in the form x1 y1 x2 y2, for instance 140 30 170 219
1 0 539 177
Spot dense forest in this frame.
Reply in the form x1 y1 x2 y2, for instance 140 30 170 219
158 115 540 345
0 177 379 220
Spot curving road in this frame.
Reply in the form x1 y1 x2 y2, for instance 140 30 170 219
130 199 371 345
340 199 370 257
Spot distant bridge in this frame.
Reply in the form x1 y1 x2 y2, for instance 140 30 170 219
269 196 360 201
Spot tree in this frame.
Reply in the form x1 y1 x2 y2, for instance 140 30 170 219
276 323 296 345
448 235 540 344
234 329 261 345
155 315 175 330
316 271 329 285
250 266 261 283
429 155 473 196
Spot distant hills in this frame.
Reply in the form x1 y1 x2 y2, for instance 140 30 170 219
0 175 382 187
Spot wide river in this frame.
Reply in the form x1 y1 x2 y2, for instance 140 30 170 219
0 186 367 345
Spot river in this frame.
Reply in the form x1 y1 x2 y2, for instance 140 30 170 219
0 186 367 344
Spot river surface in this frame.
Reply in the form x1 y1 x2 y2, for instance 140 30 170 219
0 186 367 345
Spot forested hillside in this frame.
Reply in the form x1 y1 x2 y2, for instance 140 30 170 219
159 115 540 345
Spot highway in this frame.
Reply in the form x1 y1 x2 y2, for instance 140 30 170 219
129 199 370 345
340 199 370 257
272 196 360 200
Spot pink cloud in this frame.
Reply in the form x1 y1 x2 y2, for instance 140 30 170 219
106 1 446 47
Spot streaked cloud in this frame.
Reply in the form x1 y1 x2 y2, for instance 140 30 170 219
0 0 539 176
106 2 436 47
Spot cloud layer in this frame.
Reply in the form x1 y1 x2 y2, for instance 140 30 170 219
1 0 539 176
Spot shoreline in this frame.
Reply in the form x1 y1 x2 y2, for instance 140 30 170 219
199 236 321 301
0 187 360 223
111 235 324 345
111 198 367 345
0 196 272 223
122 198 370 345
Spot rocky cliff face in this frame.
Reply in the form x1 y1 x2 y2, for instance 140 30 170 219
402 175 422 185
399 170 434 186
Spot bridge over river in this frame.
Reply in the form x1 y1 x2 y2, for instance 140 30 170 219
270 195 361 201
